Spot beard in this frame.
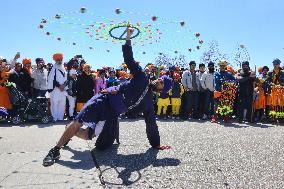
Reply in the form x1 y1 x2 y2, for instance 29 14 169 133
243 68 249 73
209 68 215 73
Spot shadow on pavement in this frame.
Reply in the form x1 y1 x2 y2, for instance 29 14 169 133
58 144 180 186
94 144 181 186
57 147 95 170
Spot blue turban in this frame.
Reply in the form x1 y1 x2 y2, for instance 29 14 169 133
208 61 215 67
242 61 250 66
273 58 281 65
35 58 44 64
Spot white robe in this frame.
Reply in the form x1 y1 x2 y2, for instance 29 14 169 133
47 64 67 121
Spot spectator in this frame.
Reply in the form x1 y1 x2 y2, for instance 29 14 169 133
0 58 12 110
76 64 94 112
254 68 267 122
211 60 235 123
9 61 33 97
118 71 128 84
236 61 255 123
66 69 77 120
181 61 200 119
169 73 184 119
106 70 119 88
200 61 215 120
32 58 48 97
22 58 33 76
157 75 173 119
265 59 284 121
265 58 284 86
198 63 206 118
47 53 67 122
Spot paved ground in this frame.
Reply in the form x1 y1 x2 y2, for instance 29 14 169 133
0 119 284 189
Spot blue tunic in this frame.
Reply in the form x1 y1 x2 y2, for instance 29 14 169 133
75 41 160 150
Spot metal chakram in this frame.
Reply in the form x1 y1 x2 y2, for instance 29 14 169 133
109 25 140 40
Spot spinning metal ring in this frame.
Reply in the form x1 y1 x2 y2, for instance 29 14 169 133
109 25 140 40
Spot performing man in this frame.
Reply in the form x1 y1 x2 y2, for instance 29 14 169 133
43 27 172 167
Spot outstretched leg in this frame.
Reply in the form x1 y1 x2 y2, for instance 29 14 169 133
43 121 84 167
57 121 83 147
43 94 108 167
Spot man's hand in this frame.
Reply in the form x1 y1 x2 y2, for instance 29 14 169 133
126 27 134 40
59 85 65 92
100 89 108 94
13 52 20 60
100 89 118 95
250 71 256 78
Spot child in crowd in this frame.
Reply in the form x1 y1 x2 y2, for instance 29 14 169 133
169 73 184 119
106 70 119 87
66 69 77 120
157 75 172 119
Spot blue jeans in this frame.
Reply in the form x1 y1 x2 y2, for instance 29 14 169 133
204 90 214 117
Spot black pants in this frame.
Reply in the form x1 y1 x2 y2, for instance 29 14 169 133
238 96 253 122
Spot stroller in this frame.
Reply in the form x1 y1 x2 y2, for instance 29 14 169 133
6 83 51 125
0 107 9 123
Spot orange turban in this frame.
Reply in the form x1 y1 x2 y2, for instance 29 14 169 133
53 53 63 61
257 67 263 74
227 66 234 74
22 58 31 65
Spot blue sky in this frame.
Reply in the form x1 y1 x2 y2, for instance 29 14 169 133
0 0 283 70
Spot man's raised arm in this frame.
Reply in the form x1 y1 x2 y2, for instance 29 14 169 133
122 27 141 76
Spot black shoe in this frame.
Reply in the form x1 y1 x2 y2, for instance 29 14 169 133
43 147 60 167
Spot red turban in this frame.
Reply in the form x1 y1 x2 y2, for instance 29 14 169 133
22 58 31 65
53 53 63 61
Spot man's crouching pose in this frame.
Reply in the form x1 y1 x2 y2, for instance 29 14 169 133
43 27 172 167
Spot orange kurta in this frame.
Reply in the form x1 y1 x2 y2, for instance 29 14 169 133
254 87 266 109
268 86 284 108
0 71 12 109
